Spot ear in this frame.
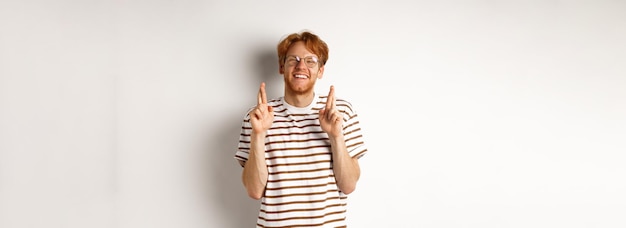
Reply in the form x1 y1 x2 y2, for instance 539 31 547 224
279 64 284 74
317 65 325 79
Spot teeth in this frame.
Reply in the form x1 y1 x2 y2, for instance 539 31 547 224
295 74 307 78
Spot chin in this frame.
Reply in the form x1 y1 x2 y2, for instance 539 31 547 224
288 85 314 95
284 78 315 94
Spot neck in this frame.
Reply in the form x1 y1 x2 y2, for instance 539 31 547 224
284 90 315 108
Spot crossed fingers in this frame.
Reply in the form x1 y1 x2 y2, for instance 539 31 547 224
251 82 274 133
322 85 342 135
254 82 270 116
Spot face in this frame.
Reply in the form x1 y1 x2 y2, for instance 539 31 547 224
280 41 324 95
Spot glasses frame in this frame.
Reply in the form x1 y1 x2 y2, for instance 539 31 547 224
284 55 319 68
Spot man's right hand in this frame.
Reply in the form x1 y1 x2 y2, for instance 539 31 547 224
249 82 274 135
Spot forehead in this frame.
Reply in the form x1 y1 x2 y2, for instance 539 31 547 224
286 41 317 56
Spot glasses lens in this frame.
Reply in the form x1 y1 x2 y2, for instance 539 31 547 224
286 57 298 66
305 57 318 67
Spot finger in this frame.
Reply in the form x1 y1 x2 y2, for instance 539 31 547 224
326 111 337 123
253 108 261 119
326 85 334 110
332 113 339 124
326 108 336 121
257 84 263 105
261 82 268 104
331 108 343 122
330 85 336 109
332 109 343 122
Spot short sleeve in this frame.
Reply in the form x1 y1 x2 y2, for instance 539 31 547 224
338 100 368 159
234 109 253 167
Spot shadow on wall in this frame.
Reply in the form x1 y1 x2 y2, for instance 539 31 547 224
206 47 279 227
208 113 259 227
256 45 282 99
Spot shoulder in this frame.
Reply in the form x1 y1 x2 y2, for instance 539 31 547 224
241 96 279 114
319 94 356 114
336 98 355 112
243 97 283 117
335 97 353 107
244 97 283 109
267 97 282 106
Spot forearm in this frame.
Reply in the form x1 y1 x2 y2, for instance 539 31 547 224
242 134 268 200
330 135 360 195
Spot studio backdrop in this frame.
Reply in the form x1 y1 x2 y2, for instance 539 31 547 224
1 1 625 227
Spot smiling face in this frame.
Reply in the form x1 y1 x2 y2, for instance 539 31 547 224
280 41 324 96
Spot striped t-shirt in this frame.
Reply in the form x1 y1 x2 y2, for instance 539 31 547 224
235 94 368 228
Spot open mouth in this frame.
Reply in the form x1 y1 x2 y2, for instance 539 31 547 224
294 74 309 79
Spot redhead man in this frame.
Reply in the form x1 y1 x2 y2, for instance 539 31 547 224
235 30 368 228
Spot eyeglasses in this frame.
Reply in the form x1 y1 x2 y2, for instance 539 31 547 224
285 55 319 68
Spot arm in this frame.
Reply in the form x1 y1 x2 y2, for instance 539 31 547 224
320 86 361 194
241 82 274 200
329 134 360 194
242 133 269 200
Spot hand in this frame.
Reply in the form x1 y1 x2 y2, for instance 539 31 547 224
249 82 274 135
319 85 343 137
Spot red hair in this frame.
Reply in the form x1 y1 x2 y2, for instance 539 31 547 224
277 31 329 68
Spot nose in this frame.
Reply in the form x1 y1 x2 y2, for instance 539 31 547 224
295 59 307 69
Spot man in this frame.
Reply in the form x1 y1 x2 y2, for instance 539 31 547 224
235 30 368 227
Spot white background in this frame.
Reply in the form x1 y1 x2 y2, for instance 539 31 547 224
1 0 625 227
